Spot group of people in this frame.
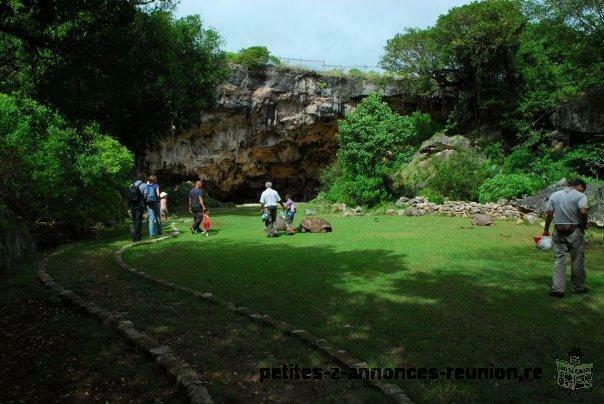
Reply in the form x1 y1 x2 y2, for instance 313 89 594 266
260 182 296 237
128 175 169 242
128 176 590 296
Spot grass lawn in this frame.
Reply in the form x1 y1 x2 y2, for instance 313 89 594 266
122 207 604 402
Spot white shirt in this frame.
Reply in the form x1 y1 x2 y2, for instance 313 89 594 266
260 188 281 206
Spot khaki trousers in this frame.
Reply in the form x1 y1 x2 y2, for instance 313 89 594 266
551 228 586 293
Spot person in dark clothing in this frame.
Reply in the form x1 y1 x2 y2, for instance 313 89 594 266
189 180 207 234
128 179 148 242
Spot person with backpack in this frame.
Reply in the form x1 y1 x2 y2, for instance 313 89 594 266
127 179 148 242
145 174 162 237
260 182 286 237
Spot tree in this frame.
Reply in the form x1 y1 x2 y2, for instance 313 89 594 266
322 94 433 206
381 0 526 132
0 0 229 151
0 93 134 241
228 46 280 68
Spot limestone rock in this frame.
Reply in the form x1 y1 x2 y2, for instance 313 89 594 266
143 65 431 200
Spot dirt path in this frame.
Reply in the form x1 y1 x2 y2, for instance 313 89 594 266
0 258 185 402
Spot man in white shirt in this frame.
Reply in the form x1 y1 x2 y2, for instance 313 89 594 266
260 182 285 237
543 178 589 298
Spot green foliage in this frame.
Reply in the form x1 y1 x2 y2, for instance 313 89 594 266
561 144 604 178
503 148 536 172
424 150 492 202
0 1 229 151
229 46 280 68
336 93 417 175
319 160 343 192
418 188 445 204
0 94 134 240
381 0 603 139
323 173 389 207
381 0 525 130
478 173 543 202
321 94 434 206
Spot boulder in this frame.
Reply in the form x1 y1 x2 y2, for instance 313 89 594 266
553 90 604 135
305 209 317 216
416 133 472 159
472 214 494 226
385 209 397 216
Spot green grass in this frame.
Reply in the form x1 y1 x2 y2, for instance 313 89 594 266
44 224 385 402
123 207 604 402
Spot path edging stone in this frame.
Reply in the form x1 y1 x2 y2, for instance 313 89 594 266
38 247 213 404
116 223 413 403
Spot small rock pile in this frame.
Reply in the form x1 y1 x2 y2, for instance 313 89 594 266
396 197 540 223
332 204 365 217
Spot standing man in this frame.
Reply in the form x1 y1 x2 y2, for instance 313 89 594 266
127 179 148 242
145 175 162 237
189 180 207 234
543 178 589 298
260 182 285 237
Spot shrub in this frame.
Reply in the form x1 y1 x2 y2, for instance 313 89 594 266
425 150 492 201
503 148 535 173
229 46 280 68
478 173 543 203
419 188 445 204
319 160 343 192
561 144 604 178
323 173 389 207
0 94 134 242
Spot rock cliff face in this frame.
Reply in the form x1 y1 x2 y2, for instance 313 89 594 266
143 65 437 200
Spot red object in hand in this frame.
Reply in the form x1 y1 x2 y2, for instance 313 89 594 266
533 236 542 245
202 214 211 232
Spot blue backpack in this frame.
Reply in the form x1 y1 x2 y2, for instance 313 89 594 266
145 184 158 202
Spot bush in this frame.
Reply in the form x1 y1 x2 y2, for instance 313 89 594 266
0 94 134 242
419 188 445 204
425 150 492 201
229 46 280 68
323 173 389 207
503 148 535 173
561 144 604 178
319 160 343 192
478 173 543 203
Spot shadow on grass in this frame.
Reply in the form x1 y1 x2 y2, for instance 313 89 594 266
127 235 604 402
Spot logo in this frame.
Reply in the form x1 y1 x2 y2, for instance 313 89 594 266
556 348 593 391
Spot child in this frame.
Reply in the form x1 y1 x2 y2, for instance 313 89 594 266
159 192 168 223
202 210 212 236
282 194 296 235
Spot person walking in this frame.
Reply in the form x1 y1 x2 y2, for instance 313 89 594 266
543 178 589 298
145 174 162 237
188 180 207 234
127 179 148 242
260 182 285 237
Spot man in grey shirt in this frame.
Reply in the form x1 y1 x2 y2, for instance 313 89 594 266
543 178 589 297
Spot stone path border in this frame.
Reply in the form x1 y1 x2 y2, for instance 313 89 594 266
116 223 412 403
38 248 213 404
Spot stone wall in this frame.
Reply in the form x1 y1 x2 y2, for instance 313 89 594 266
396 197 539 223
